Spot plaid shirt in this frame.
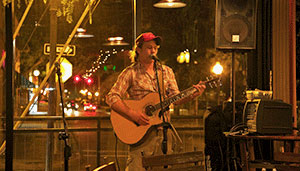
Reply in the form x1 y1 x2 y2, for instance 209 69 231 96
106 62 180 107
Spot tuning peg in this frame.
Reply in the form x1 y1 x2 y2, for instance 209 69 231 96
205 77 212 88
218 77 222 87
219 79 222 87
206 76 213 82
213 81 218 88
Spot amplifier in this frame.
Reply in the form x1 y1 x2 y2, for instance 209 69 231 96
243 99 292 134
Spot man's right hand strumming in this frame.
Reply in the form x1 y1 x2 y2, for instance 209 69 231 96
129 109 150 126
111 100 150 126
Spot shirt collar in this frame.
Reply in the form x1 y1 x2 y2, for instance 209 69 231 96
135 61 163 71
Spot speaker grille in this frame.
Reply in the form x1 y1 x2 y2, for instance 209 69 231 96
215 0 258 49
223 0 250 14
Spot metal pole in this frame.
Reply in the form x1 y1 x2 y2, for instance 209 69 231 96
98 72 101 105
231 50 237 171
288 0 297 135
5 1 14 170
0 0 34 68
97 119 101 166
133 0 136 43
232 51 236 125
46 0 58 170
133 0 141 43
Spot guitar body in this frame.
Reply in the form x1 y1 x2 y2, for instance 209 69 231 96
110 93 163 145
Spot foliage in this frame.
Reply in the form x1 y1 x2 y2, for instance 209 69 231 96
57 0 80 23
2 0 12 7
15 0 83 23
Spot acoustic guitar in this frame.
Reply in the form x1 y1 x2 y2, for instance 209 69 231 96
110 77 221 145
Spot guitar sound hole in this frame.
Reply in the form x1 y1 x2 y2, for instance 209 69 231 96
145 105 155 116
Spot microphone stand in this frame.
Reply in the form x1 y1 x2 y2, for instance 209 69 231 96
153 59 170 156
56 63 71 171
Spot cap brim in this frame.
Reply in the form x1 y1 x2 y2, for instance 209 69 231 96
153 36 162 45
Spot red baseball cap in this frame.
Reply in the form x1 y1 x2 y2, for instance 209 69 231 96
135 32 162 46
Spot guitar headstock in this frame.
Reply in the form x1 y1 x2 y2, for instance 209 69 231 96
205 76 222 89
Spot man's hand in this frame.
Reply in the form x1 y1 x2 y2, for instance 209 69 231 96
130 109 150 126
192 81 206 98
111 100 150 126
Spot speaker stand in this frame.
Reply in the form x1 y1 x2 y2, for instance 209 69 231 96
231 50 239 171
231 50 236 126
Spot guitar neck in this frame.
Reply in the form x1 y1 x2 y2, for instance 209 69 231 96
149 78 219 113
152 86 197 112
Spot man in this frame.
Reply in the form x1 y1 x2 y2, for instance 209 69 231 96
106 32 206 170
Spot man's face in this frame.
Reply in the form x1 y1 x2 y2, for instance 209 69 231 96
137 40 159 63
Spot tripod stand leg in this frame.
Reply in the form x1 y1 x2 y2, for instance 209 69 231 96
169 123 183 145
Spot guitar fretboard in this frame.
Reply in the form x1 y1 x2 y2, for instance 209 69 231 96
145 78 220 115
151 87 196 112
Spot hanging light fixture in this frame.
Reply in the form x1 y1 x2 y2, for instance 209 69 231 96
74 28 94 38
103 37 129 46
153 0 186 8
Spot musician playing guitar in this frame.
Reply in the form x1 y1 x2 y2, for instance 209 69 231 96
106 32 206 171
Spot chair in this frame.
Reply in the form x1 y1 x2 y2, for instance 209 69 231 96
142 151 205 171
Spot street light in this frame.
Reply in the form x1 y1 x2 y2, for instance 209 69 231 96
80 89 88 96
33 69 40 77
74 75 81 83
212 62 223 75
85 77 93 85
212 62 223 105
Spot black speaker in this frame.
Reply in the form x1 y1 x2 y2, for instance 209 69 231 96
243 99 293 135
215 0 258 49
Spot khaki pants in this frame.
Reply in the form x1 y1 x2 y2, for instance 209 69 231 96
125 127 181 171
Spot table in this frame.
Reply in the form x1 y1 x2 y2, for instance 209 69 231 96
226 134 300 171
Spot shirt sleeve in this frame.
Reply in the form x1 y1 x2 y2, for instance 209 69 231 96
105 67 132 107
164 66 180 97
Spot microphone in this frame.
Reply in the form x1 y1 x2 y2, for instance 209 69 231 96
150 54 160 62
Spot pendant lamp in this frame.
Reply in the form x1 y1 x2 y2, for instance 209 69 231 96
153 0 186 8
